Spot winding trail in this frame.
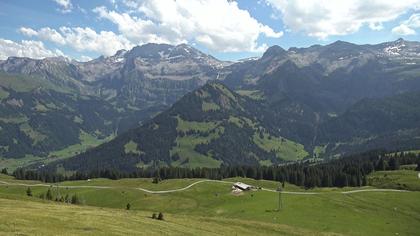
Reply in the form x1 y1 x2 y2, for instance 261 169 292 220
0 179 411 195
136 180 233 194
341 189 410 194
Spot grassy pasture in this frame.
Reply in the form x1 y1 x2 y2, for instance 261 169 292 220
0 171 419 235
368 170 420 191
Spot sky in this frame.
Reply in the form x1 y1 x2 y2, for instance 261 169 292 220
0 0 420 62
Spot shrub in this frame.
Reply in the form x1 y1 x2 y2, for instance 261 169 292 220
71 194 80 204
26 187 32 197
157 212 164 220
46 189 53 201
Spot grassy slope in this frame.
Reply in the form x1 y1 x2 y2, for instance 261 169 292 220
253 132 308 161
0 131 113 172
170 116 222 168
1 171 420 235
368 170 420 191
0 198 312 236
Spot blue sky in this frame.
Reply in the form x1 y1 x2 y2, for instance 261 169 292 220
0 0 420 61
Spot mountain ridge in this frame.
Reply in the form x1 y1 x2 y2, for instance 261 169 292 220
1 39 420 170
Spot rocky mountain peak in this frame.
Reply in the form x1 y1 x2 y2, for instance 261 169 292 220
262 45 287 59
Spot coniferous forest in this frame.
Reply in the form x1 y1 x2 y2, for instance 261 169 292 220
12 150 419 189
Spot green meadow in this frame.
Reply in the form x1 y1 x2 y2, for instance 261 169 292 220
0 170 419 235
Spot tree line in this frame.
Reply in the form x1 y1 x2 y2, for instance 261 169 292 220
10 150 420 189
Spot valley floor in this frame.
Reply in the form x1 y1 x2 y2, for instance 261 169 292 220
0 170 419 235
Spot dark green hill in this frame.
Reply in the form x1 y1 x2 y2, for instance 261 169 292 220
48 84 420 172
3 39 420 171
50 82 309 172
318 91 420 157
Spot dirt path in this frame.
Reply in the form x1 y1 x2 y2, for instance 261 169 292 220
136 180 234 193
0 179 412 195
341 189 410 194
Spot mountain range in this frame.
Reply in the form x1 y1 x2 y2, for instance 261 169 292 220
1 39 420 171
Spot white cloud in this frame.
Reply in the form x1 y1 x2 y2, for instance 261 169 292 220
79 55 93 62
0 39 63 60
392 13 420 35
53 0 73 13
266 0 420 39
20 27 66 45
20 26 133 56
392 24 416 35
93 0 283 53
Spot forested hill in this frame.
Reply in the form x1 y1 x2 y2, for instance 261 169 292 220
318 91 420 156
45 81 420 173
4 39 420 172
46 82 310 172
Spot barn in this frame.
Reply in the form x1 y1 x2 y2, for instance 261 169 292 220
232 182 253 191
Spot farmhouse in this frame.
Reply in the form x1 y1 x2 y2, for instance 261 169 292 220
232 182 253 191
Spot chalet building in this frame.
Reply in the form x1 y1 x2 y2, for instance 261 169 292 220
232 182 253 191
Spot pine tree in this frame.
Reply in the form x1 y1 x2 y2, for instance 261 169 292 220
26 187 32 197
1 168 7 175
46 188 53 200
362 175 368 186
157 212 164 220
126 203 131 210
71 194 80 204
389 157 400 170
376 158 388 171
152 213 157 219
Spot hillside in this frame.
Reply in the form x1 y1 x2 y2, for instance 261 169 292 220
0 172 420 235
224 39 420 148
0 44 226 168
50 82 308 172
45 81 420 172
2 39 420 170
319 91 420 156
0 198 299 236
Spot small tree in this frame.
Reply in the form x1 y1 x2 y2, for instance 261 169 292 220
26 187 32 197
46 188 53 201
389 157 400 170
152 176 161 184
152 213 157 219
1 168 7 175
64 194 70 203
71 194 80 204
126 203 131 210
157 212 164 220
416 160 420 171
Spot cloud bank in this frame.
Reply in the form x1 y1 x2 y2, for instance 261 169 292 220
266 0 420 39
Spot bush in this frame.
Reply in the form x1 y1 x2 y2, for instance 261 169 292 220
152 176 161 184
71 194 80 204
26 187 32 197
46 189 53 201
126 203 131 210
157 212 164 220
152 213 157 219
